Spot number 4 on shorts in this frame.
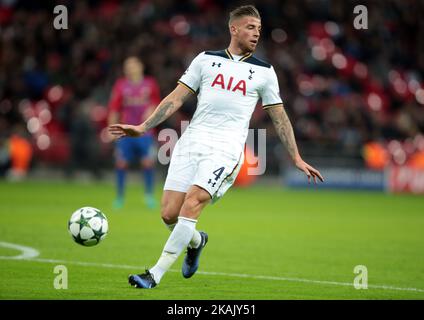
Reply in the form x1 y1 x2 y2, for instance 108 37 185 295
212 167 225 181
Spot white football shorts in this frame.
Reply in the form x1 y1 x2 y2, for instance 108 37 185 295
163 134 244 203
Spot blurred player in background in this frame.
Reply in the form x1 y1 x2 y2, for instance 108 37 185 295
108 56 160 209
110 5 323 288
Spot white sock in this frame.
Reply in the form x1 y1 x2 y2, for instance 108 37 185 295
150 217 197 283
188 230 202 249
164 222 202 249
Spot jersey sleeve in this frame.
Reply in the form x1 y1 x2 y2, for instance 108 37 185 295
108 80 123 112
177 52 204 94
260 66 283 110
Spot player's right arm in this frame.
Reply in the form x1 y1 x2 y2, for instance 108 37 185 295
108 84 193 138
109 52 204 139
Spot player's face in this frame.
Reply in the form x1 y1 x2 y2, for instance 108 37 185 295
231 16 261 52
123 57 144 80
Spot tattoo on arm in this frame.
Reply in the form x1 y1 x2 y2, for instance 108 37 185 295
143 101 174 131
267 106 299 161
143 90 192 131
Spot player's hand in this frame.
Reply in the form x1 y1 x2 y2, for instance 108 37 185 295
108 124 145 139
294 157 324 184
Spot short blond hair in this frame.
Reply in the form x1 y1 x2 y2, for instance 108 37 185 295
229 5 261 24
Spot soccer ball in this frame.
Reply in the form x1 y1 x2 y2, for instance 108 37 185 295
68 207 109 246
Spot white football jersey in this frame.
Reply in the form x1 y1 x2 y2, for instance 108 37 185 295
178 49 283 153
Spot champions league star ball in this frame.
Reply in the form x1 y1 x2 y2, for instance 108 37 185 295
68 207 109 246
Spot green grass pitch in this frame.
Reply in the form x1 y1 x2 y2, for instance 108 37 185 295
0 180 423 299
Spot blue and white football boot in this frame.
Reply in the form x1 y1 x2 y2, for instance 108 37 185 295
182 231 208 278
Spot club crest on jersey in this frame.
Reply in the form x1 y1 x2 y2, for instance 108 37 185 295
211 73 246 96
248 68 255 80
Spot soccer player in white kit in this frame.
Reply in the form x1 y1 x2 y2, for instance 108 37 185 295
109 5 324 289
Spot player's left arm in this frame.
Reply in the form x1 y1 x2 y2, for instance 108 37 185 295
265 105 324 184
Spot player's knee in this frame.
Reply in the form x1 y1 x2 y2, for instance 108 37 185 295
160 203 178 225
